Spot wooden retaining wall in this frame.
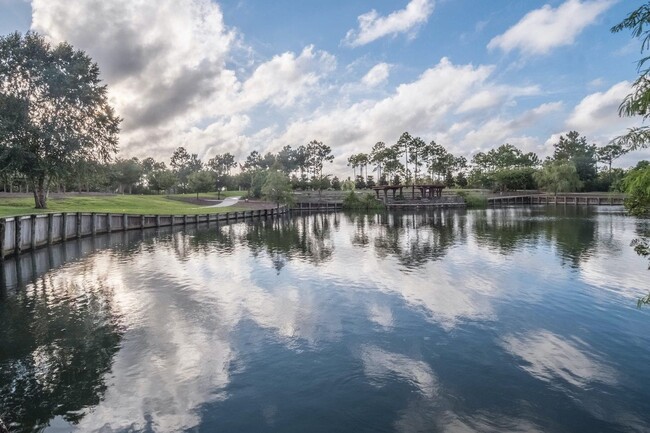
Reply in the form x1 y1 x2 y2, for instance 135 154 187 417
0 207 288 259
488 194 625 206
291 202 343 211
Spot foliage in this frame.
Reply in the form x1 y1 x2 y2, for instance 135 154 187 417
0 32 120 209
355 175 366 189
456 191 487 208
534 161 583 195
621 164 650 215
148 168 177 194
331 176 341 190
492 168 537 192
262 170 293 207
342 191 384 210
170 147 203 193
188 170 215 199
552 131 597 185
110 158 142 194
341 179 355 191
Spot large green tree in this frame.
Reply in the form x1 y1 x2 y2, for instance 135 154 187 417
0 32 120 208
552 131 597 185
611 3 650 218
611 3 650 150
534 161 583 195
262 170 293 207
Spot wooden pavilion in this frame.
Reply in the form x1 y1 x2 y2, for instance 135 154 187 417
372 183 445 201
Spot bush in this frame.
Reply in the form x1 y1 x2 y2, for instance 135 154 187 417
342 191 384 210
457 191 487 208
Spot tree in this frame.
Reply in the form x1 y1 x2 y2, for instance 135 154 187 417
611 4 650 151
0 32 120 208
305 140 334 194
552 131 597 185
110 158 142 194
534 161 583 195
597 143 627 173
396 132 412 182
208 153 237 198
621 161 650 215
262 170 293 207
408 136 426 184
170 147 202 193
187 170 214 199
370 141 387 182
148 168 177 194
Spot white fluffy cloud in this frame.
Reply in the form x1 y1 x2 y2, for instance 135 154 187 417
344 0 434 47
488 0 614 55
362 62 391 87
566 81 633 132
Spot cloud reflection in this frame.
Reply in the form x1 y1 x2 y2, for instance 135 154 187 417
360 345 438 398
502 330 616 388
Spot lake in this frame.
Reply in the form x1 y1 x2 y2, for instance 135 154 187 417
1 206 649 433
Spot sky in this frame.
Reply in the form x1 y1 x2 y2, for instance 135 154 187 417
1 0 649 175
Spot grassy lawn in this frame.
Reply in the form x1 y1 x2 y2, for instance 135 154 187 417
0 193 247 217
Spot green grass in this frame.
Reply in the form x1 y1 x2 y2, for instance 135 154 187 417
0 193 248 217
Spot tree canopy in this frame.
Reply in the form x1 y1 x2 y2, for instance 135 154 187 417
0 32 120 208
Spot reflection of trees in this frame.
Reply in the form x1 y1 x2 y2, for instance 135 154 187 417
546 209 597 268
472 207 598 267
472 209 541 253
346 211 382 248
0 272 123 432
242 214 335 269
371 211 463 270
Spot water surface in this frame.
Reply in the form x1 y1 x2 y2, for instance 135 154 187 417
1 207 649 433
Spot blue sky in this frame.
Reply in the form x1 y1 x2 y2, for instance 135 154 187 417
1 0 648 173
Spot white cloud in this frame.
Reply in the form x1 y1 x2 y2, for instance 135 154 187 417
30 0 336 163
566 81 633 132
239 46 336 109
362 62 391 87
487 0 614 56
344 0 434 47
456 84 539 114
460 101 564 155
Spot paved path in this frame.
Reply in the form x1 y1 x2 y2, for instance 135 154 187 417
207 196 241 208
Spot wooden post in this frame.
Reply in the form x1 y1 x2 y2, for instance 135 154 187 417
107 213 113 233
140 215 145 229
30 215 36 250
0 219 5 261
15 217 22 256
62 213 68 241
76 213 82 238
225 212 230 223
123 214 128 230
91 213 97 236
47 214 54 243
156 215 161 227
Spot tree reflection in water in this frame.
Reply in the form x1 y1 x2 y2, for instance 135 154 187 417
471 207 600 268
369 211 464 270
0 270 123 432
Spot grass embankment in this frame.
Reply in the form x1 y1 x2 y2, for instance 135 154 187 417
0 193 247 218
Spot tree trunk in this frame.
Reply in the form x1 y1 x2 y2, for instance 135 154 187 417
32 176 48 209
